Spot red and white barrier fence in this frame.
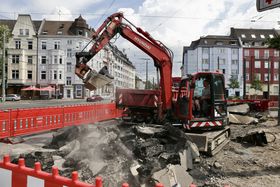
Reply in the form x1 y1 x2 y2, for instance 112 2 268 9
0 155 166 187
0 103 123 139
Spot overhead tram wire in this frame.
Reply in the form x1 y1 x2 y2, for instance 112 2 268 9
93 0 116 28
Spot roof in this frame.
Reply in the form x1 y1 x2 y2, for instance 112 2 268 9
185 35 240 50
230 27 279 41
0 17 42 33
39 20 73 35
0 20 16 31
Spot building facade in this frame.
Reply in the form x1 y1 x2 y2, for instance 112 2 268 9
0 14 136 99
183 35 243 97
1 15 41 96
230 28 279 100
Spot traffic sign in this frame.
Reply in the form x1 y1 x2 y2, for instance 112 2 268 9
257 0 280 12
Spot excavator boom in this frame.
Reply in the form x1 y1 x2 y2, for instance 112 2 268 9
75 12 173 112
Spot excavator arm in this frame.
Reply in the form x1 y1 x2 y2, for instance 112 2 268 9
75 12 173 112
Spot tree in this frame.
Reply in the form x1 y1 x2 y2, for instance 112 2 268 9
0 25 12 75
250 76 263 98
228 76 239 97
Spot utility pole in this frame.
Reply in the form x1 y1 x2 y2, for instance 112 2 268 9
2 31 6 102
278 56 280 126
267 57 270 99
243 58 246 99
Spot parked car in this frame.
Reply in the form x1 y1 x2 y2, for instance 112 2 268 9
4 94 21 101
86 95 103 102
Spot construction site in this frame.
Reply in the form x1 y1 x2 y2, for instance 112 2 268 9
1 1 280 187
0 102 279 187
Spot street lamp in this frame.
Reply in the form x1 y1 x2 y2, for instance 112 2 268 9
1 30 6 102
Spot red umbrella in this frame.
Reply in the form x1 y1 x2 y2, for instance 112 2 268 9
40 86 55 91
21 86 41 91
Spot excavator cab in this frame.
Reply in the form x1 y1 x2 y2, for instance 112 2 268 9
175 72 228 130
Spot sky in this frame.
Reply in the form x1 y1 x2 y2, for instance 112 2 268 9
0 0 280 80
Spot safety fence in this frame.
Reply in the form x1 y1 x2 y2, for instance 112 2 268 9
0 103 122 139
0 155 165 187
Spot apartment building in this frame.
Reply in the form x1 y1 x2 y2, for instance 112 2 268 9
0 15 41 95
230 28 279 100
0 15 136 99
183 35 243 97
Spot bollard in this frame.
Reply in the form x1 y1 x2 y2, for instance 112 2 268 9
189 184 197 187
95 176 103 187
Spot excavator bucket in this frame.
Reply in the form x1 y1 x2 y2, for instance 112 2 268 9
83 69 114 91
75 63 114 91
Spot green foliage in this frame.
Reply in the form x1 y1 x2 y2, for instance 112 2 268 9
266 36 280 50
0 25 12 76
250 76 263 92
0 24 12 48
228 76 239 89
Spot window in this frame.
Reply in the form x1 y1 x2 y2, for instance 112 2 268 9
274 73 279 81
67 49 72 57
231 69 238 75
216 41 223 45
76 85 82 97
67 62 72 72
255 61 261 68
244 49 249 56
264 50 269 58
274 50 279 57
67 90 71 98
202 59 209 64
67 40 72 45
25 29 29 36
78 30 83 35
15 40 21 49
241 34 246 38
232 48 238 55
260 34 265 39
251 34 256 38
41 71 46 80
246 73 249 81
269 34 274 38
255 73 261 80
273 86 279 94
59 56 63 64
218 48 225 53
28 41 33 50
54 55 58 64
66 77 72 85
54 41 60 50
59 71 62 79
264 61 269 68
264 73 269 81
12 55 19 64
202 69 209 72
41 56 47 64
12 70 19 79
254 50 259 58
246 60 250 68
27 70 32 79
274 61 279 68
219 58 226 65
19 29 24 35
53 70 57 79
41 41 47 49
222 69 226 74
27 56 32 64
232 60 238 65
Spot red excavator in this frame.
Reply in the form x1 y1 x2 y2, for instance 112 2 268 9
75 12 230 155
